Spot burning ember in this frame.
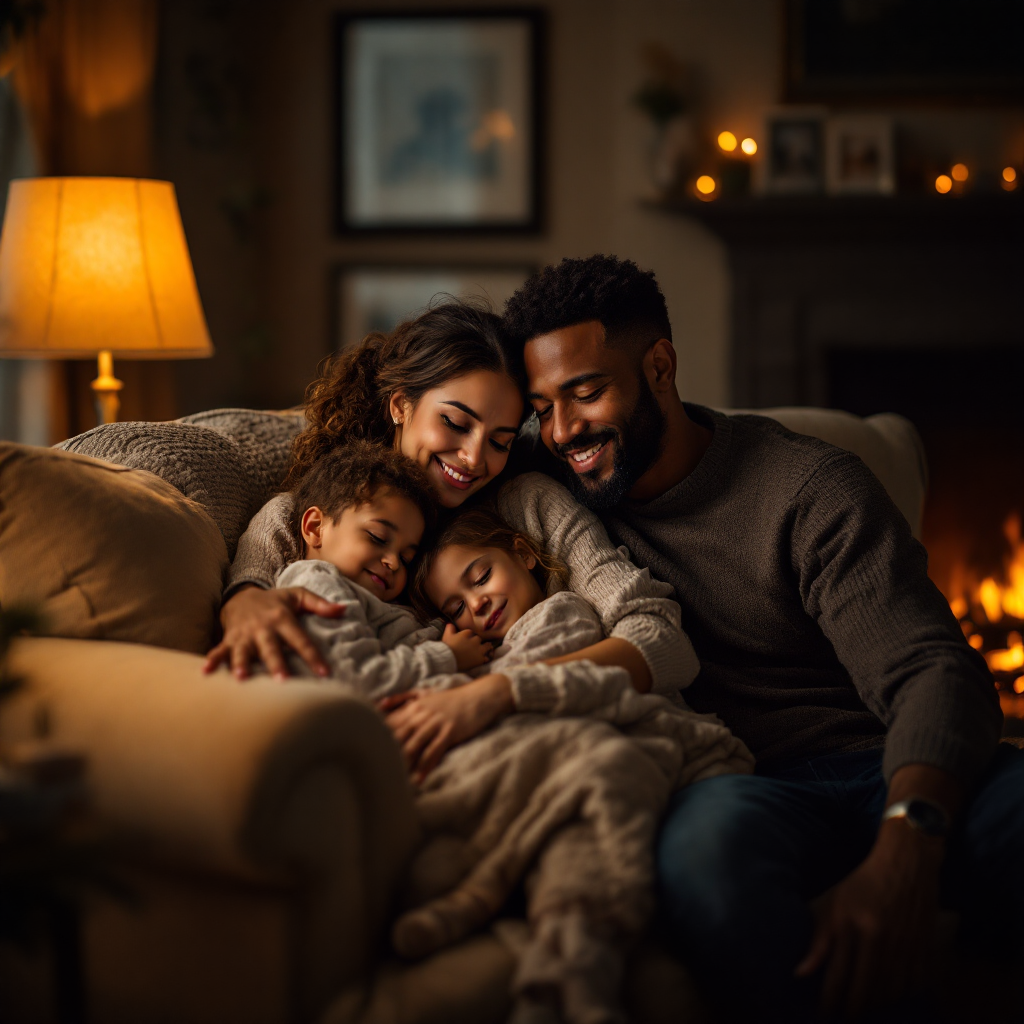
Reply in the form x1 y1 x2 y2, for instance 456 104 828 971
946 513 1024 715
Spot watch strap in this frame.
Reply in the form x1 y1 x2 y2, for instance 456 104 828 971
882 797 951 838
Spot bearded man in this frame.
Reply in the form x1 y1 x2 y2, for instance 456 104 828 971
502 254 1022 1021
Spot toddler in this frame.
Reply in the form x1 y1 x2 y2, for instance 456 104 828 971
273 441 491 693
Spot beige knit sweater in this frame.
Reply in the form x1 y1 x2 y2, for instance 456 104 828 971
228 471 701 698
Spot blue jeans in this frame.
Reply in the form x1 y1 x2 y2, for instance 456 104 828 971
656 744 1024 1020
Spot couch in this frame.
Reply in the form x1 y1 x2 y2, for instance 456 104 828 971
0 406 930 1024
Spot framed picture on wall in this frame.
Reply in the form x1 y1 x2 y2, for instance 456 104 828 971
763 111 825 194
334 265 534 350
784 0 1024 104
334 11 545 232
825 116 895 195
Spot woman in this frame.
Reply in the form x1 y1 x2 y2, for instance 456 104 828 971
205 299 697 779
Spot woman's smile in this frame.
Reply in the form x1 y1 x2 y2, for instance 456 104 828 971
433 455 478 489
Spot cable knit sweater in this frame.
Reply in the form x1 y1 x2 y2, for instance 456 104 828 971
228 472 701 699
597 404 1001 783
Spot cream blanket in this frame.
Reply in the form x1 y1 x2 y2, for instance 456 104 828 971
392 593 754 1024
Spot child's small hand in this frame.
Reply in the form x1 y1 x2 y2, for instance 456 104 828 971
441 623 493 671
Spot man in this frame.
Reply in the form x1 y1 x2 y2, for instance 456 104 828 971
502 254 1021 1020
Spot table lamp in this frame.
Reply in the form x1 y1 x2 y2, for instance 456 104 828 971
0 177 213 424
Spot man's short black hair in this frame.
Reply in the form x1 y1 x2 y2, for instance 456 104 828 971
503 254 672 357
290 440 438 543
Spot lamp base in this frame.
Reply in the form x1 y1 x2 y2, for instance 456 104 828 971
91 350 123 425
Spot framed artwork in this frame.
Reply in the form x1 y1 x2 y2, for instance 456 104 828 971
825 116 895 195
334 10 545 232
784 0 1024 104
763 112 824 194
334 265 533 350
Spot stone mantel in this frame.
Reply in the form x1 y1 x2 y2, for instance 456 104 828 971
654 195 1024 407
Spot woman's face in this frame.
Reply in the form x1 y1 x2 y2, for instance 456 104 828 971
390 370 524 508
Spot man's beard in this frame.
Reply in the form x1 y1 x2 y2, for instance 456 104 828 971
556 376 666 511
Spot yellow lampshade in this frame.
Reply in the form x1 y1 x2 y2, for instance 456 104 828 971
0 177 212 360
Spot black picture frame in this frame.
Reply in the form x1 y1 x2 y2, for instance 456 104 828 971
332 263 535 351
333 9 546 234
784 0 1024 105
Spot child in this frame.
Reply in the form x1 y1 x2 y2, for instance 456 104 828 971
273 441 491 693
391 507 753 1024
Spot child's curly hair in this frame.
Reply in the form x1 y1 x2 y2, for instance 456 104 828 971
409 506 569 621
290 440 439 544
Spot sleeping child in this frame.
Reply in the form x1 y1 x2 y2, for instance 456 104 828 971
275 445 753 1024
274 440 493 690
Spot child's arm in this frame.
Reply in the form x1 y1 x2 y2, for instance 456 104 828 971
276 561 459 700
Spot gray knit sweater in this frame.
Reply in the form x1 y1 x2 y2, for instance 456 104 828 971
599 405 1001 783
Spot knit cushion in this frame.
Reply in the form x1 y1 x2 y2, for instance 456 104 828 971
56 411 304 558
0 442 227 653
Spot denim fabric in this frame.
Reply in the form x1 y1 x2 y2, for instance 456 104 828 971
655 744 1024 1020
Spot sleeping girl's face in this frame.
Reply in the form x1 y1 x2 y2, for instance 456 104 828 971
425 541 545 642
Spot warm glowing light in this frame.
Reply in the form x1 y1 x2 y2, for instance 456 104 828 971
988 642 1024 673
1014 676 1024 694
695 175 717 195
951 163 969 182
979 578 1004 623
935 175 952 194
717 131 737 152
951 597 968 620
968 633 984 650
1003 167 1017 183
740 137 757 156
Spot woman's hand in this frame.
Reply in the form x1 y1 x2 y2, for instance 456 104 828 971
440 623 493 671
204 584 345 679
379 674 513 784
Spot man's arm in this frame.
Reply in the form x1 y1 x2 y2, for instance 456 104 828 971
791 451 999 1015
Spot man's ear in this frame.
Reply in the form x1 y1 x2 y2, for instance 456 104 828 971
300 506 326 550
645 338 677 393
513 536 538 571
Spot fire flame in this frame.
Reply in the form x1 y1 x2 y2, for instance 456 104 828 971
948 513 1024 695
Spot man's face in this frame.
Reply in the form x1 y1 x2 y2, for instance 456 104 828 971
524 320 666 510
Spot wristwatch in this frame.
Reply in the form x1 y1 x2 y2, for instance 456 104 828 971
881 798 951 838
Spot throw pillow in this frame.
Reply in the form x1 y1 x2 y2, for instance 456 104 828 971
0 443 228 654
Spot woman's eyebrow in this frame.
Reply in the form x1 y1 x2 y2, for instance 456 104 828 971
441 400 518 435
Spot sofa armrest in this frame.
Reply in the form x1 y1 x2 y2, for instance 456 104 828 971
1 638 418 975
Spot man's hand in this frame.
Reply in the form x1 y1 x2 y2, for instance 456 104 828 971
204 584 345 680
440 623 493 671
796 821 943 1019
796 763 962 1020
379 674 513 784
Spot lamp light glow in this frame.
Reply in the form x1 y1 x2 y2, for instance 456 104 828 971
1003 166 1017 182
951 163 969 182
935 174 953 194
695 175 717 195
717 131 737 152
740 137 757 156
0 177 213 423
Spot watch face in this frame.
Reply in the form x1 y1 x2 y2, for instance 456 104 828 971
906 799 949 837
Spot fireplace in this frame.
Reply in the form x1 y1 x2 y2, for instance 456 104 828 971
668 193 1024 723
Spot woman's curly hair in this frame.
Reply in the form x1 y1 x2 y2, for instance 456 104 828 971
286 299 524 487
408 506 569 622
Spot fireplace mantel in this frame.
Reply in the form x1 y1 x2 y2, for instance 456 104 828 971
654 195 1024 407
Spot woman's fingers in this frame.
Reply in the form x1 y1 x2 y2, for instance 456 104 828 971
275 617 330 677
203 641 230 674
378 692 415 712
229 637 257 680
289 587 347 620
253 629 288 680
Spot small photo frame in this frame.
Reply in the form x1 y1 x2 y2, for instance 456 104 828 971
335 11 544 232
825 116 895 195
334 265 533 350
763 112 825 194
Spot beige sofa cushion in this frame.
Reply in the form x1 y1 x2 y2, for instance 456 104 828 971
0 442 227 653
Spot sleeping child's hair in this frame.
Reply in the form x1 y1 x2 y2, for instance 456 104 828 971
290 440 439 545
409 506 569 624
